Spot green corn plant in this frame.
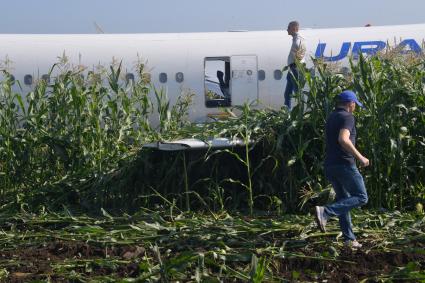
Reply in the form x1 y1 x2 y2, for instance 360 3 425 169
0 51 424 214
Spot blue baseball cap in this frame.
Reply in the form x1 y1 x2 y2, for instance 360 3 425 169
337 90 364 108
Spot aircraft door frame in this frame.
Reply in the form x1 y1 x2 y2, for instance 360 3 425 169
230 55 258 106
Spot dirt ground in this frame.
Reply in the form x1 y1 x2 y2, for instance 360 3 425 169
1 240 424 282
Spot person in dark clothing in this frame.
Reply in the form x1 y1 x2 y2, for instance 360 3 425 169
315 90 369 249
217 70 230 100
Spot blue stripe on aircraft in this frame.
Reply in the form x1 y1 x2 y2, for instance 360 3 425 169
315 39 422 62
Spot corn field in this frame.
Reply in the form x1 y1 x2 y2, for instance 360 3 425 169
1 53 423 214
0 52 424 281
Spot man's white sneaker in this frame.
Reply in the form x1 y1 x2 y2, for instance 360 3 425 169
314 206 327 232
344 240 362 249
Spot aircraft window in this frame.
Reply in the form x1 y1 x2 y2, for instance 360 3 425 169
9 74 15 85
24 75 33 85
258 70 266 81
142 73 151 84
126 73 135 84
41 74 50 83
159 73 167 83
274 70 283 80
175 72 184 83
204 57 231 108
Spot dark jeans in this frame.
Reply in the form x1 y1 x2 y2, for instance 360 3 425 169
284 65 299 109
324 164 368 241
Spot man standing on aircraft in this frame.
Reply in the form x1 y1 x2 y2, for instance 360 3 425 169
315 90 369 249
283 21 306 109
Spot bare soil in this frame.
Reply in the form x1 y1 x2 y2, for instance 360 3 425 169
1 240 424 282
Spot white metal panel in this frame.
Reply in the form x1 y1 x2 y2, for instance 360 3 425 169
230 55 258 105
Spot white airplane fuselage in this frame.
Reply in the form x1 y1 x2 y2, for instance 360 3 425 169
0 24 424 123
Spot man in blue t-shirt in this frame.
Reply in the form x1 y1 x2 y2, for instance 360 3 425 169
315 90 369 249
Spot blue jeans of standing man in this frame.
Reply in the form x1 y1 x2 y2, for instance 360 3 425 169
284 65 299 109
324 164 368 241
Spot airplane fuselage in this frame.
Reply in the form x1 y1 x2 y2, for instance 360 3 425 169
0 23 423 123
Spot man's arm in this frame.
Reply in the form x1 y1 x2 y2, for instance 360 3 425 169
338 129 369 167
295 39 306 62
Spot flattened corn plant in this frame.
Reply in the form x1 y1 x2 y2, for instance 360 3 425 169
0 209 423 282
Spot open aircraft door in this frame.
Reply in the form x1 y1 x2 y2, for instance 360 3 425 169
230 55 258 105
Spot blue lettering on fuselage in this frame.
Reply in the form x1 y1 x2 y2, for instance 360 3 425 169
315 39 422 61
352 41 386 59
398 39 422 54
315 42 351 62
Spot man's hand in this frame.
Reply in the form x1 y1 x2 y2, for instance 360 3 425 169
339 129 370 168
359 156 370 167
282 66 289 72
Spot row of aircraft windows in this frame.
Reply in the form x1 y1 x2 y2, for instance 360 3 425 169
4 73 138 86
3 70 285 86
158 70 283 83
